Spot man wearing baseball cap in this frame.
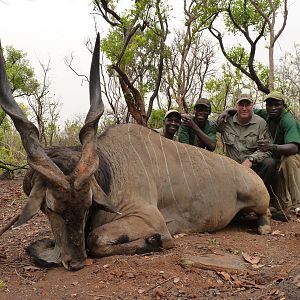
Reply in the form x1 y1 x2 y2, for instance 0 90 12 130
217 94 275 196
155 109 181 141
218 90 300 214
255 91 300 210
177 98 216 151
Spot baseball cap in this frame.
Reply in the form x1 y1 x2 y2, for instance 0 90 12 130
264 91 285 103
236 93 253 104
164 109 181 120
194 98 211 108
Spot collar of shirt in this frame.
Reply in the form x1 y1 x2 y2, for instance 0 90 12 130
233 112 256 126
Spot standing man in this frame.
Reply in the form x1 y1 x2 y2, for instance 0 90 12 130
256 91 300 210
217 94 275 193
156 109 181 141
178 98 216 151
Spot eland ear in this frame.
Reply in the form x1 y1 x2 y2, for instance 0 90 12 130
13 178 45 228
91 178 120 214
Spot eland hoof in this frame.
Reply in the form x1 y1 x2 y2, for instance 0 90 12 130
258 225 271 235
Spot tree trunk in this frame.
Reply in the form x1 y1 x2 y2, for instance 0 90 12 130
268 29 275 91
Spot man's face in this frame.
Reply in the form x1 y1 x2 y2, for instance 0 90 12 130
164 114 181 135
236 100 253 120
265 99 284 119
194 105 210 124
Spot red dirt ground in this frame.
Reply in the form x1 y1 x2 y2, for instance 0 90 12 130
0 177 300 300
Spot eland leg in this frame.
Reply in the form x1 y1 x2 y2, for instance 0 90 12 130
87 210 174 257
256 208 272 234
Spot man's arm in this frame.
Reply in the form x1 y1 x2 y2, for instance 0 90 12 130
253 108 268 120
243 122 272 167
217 108 236 125
181 115 216 151
258 116 300 155
178 124 191 144
192 125 216 151
258 140 298 155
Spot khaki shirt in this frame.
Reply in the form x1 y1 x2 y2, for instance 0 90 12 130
217 113 271 163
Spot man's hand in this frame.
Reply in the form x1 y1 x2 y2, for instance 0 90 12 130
257 139 274 152
217 108 237 125
217 110 230 125
181 114 196 129
241 159 253 168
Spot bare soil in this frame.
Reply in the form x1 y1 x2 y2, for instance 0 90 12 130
0 178 300 300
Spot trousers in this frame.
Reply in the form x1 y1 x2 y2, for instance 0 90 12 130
276 154 300 209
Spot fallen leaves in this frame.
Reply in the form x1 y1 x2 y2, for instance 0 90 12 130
216 271 264 289
242 252 261 265
173 233 187 239
218 271 231 281
272 230 285 236
23 265 41 272
242 252 264 269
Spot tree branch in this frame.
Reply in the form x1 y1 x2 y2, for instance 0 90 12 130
147 0 167 118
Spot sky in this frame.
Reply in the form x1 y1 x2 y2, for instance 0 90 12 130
0 0 299 125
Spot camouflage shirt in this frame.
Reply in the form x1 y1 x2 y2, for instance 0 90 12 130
217 113 271 164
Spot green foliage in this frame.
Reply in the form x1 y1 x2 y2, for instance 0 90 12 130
100 0 161 65
98 116 119 133
101 30 125 64
148 109 165 129
98 0 169 107
0 104 28 173
205 62 266 112
276 45 300 119
224 0 268 34
205 63 236 112
227 45 249 68
59 115 85 146
194 0 281 36
4 46 39 96
256 63 269 86
0 107 7 128
191 0 220 27
192 0 285 94
0 129 26 176
0 47 39 173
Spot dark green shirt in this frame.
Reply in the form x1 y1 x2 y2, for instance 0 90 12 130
254 109 300 154
178 118 217 150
